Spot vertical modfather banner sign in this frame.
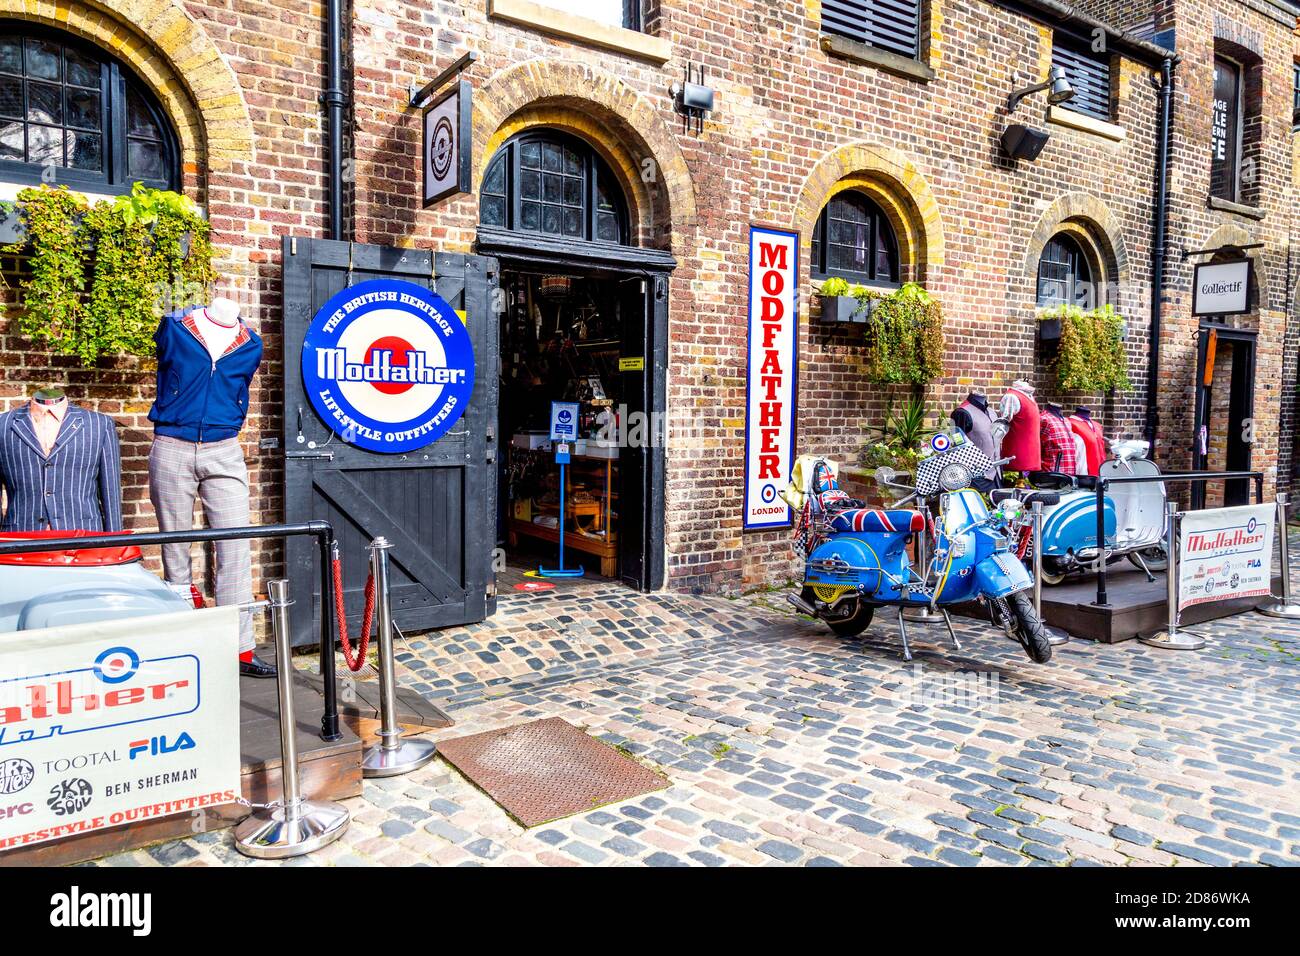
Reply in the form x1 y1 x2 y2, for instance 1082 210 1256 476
743 226 799 529
0 608 241 852
1177 504 1275 611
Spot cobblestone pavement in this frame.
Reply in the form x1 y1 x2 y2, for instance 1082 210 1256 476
97 560 1300 868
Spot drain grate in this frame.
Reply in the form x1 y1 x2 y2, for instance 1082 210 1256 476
437 717 668 826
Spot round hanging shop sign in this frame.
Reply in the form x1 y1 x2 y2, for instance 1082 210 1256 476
301 278 475 453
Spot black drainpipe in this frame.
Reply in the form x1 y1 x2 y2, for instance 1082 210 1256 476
324 0 347 241
1145 56 1175 449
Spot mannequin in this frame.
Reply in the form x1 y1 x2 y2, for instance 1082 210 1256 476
951 391 999 489
1068 407 1106 477
992 379 1041 473
148 296 272 678
1039 401 1078 474
0 383 122 531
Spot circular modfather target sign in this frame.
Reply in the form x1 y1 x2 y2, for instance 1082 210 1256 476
301 278 475 453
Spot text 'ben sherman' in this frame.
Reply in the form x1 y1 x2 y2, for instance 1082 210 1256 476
316 348 468 386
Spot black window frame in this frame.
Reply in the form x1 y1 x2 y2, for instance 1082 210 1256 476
1210 54 1243 203
1292 62 1299 132
820 0 923 62
0 21 178 194
479 129 630 245
1036 232 1095 308
810 190 901 287
1051 33 1114 122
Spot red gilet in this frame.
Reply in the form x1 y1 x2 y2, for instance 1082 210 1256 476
1001 387 1041 472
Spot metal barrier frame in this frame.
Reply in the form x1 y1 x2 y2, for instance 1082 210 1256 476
0 521 344 741
1092 470 1263 606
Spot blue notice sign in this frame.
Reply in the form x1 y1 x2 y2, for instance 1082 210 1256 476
550 401 579 442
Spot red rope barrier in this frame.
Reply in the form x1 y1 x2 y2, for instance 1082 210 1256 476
333 553 376 672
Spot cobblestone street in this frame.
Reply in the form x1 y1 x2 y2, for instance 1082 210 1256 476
95 554 1300 869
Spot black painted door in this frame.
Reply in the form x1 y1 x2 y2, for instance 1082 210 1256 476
281 237 500 646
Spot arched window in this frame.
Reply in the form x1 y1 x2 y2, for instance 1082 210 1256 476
1037 232 1095 307
810 191 900 286
480 130 628 244
0 23 178 193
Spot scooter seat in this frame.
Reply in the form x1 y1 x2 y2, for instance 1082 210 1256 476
828 508 925 534
1021 491 1061 507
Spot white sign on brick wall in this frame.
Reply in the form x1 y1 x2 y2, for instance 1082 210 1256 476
1192 259 1251 316
743 226 799 530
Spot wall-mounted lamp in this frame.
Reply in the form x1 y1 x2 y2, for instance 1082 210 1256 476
671 63 714 134
1006 66 1075 114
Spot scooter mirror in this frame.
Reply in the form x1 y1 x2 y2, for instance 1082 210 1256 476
874 466 898 484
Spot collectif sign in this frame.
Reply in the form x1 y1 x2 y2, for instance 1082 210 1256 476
0 608 241 852
1176 503 1275 612
301 278 476 453
743 226 798 529
1192 259 1251 316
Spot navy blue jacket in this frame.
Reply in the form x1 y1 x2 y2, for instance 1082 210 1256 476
148 311 263 443
0 405 123 531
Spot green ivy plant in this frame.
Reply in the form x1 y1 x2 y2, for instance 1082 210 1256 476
1040 302 1131 392
1 186 88 355
861 282 945 385
2 183 214 366
818 276 852 297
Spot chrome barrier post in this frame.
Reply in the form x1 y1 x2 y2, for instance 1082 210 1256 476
1140 501 1205 650
903 501 941 623
1259 492 1300 618
235 579 350 858
361 537 438 777
1031 501 1070 646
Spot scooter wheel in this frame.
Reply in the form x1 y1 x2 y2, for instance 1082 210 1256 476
827 599 875 637
1008 591 1052 664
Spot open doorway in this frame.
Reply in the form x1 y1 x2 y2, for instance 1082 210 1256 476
497 266 657 587
1193 324 1257 508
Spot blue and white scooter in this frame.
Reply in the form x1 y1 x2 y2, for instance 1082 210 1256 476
1007 439 1167 585
786 430 1056 663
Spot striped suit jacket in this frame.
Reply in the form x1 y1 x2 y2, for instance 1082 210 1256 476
0 405 123 532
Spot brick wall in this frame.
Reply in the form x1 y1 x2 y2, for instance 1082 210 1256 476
0 0 1292 604
1152 0 1297 501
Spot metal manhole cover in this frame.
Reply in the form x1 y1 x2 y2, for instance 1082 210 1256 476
437 717 668 826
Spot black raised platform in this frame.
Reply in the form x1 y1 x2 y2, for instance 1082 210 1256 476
1039 565 1280 643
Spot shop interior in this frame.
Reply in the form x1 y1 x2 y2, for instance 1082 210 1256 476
497 267 649 582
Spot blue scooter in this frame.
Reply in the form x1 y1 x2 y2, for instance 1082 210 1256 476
786 430 1056 663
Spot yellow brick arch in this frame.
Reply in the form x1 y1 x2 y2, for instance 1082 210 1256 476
1023 192 1131 288
0 0 254 181
473 59 697 251
796 142 946 281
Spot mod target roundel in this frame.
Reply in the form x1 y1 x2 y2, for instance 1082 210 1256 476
93 646 140 684
930 432 952 454
301 279 475 454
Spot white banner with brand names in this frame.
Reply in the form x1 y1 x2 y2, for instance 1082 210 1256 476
1177 504 1275 612
0 608 241 852
743 226 799 529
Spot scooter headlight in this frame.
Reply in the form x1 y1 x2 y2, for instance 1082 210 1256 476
939 463 971 492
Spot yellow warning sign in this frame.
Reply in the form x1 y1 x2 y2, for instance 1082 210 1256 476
619 356 645 371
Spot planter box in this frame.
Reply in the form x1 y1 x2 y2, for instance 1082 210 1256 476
820 295 861 323
1038 315 1127 342
818 295 879 324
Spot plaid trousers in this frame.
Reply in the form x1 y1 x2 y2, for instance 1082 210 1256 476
148 436 254 651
